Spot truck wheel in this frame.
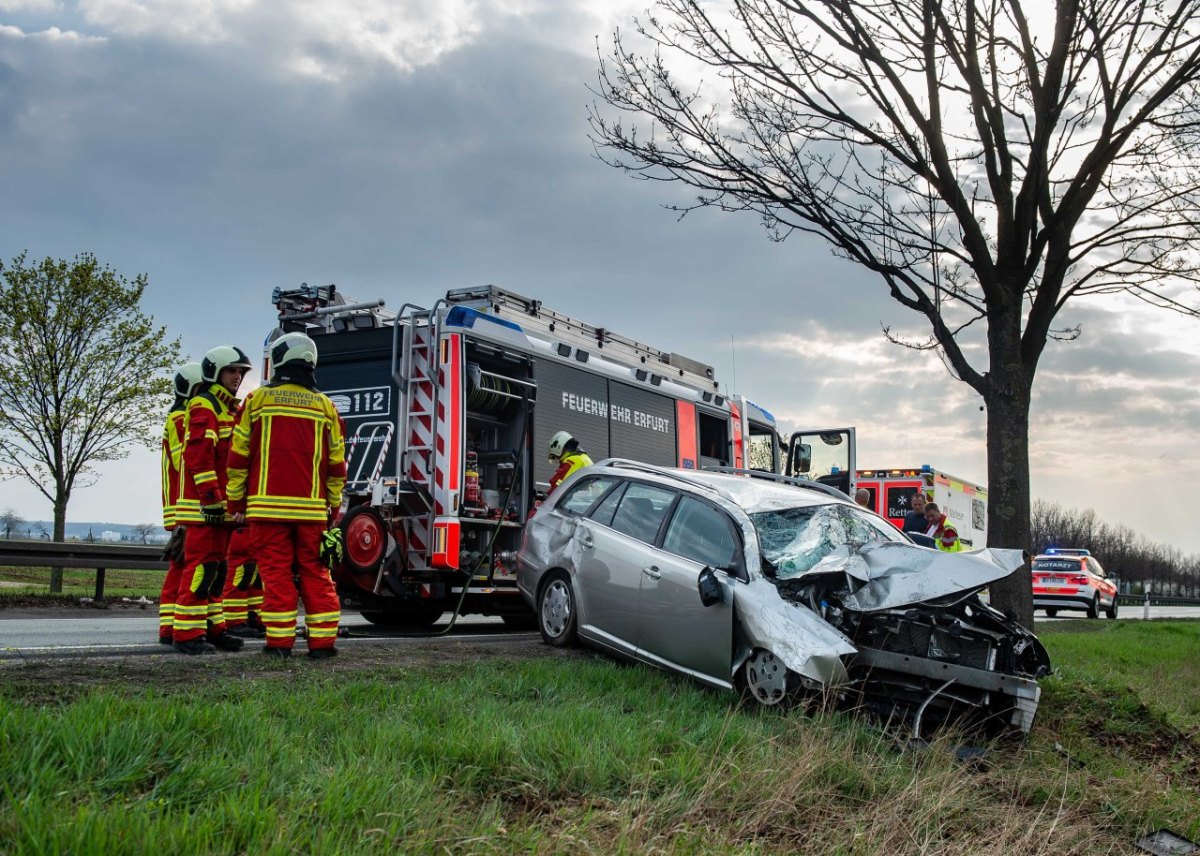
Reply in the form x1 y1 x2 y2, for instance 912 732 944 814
1086 595 1100 619
1106 598 1119 620
538 572 577 647
361 601 444 628
1044 608 1058 617
501 613 537 631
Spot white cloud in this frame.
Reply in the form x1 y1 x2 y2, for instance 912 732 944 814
77 0 253 42
0 0 59 12
0 22 105 41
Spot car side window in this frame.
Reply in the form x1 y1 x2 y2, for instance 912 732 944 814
609 483 676 544
557 476 618 517
588 481 628 527
1088 558 1106 578
662 496 744 576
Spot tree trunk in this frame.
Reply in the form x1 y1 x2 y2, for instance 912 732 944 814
50 500 66 593
983 363 1035 628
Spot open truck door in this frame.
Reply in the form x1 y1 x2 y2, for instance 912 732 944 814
784 428 856 497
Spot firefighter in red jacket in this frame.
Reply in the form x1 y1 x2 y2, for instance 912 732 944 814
172 345 253 655
157 361 204 645
546 431 593 494
227 332 347 659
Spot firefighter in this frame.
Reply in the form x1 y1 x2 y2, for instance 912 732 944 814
546 431 593 495
158 361 204 645
923 502 963 552
226 331 347 660
172 345 253 655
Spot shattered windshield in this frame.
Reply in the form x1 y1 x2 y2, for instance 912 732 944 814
751 504 904 580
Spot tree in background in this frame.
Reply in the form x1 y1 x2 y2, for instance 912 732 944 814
1 507 23 539
131 523 157 545
0 253 180 591
591 0 1200 626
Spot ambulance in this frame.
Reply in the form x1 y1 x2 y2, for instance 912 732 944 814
855 465 988 547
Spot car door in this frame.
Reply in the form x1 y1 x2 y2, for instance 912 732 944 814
574 480 676 654
636 494 739 685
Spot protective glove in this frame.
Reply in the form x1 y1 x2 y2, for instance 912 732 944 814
161 527 186 563
201 502 227 525
319 528 344 571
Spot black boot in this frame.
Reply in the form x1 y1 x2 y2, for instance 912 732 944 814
208 632 245 652
158 636 174 646
307 647 338 661
262 646 292 659
173 638 217 655
226 623 265 639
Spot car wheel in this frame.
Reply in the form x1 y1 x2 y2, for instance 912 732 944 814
538 573 577 647
1086 595 1100 619
737 648 800 709
1044 608 1058 617
1106 597 1119 620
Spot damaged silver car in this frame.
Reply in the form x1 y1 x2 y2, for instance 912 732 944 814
517 460 1051 735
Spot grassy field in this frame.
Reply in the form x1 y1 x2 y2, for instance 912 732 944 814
0 622 1196 854
0 565 164 601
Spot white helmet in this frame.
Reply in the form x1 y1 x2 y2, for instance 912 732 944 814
269 331 319 372
173 362 205 399
548 430 574 462
201 345 253 383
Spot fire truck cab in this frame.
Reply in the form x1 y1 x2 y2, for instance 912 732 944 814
269 283 781 627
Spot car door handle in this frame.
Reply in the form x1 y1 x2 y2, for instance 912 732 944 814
578 530 594 549
642 566 661 580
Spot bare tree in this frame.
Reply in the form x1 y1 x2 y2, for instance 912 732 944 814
131 523 157 545
590 0 1200 624
0 253 180 590
1 507 23 539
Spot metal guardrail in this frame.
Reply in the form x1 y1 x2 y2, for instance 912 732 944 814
1116 594 1200 607
0 540 166 601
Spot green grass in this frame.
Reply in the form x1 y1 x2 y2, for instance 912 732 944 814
0 565 165 600
0 623 1197 854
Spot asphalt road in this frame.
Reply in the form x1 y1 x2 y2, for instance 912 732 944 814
1 605 1196 659
0 611 522 659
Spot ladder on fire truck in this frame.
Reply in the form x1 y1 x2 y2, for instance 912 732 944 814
391 304 442 572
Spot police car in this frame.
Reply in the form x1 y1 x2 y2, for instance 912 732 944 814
1031 548 1119 619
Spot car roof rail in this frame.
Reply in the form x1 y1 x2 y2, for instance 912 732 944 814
702 465 849 500
594 458 721 494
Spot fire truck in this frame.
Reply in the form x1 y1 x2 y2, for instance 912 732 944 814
267 283 789 627
855 465 988 547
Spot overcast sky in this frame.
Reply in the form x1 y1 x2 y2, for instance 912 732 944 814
2 1 1198 555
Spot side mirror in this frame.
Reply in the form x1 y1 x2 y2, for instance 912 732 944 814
698 566 723 607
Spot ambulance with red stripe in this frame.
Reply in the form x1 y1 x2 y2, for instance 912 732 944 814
268 284 799 628
854 465 987 548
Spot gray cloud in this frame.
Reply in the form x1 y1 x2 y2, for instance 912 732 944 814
1 2 1198 554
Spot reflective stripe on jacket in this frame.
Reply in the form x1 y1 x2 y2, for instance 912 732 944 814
548 451 594 494
176 384 240 524
226 383 347 522
160 405 187 530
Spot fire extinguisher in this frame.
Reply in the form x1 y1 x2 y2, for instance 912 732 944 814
465 451 481 507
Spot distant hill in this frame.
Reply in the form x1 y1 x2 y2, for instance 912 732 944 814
1 520 169 544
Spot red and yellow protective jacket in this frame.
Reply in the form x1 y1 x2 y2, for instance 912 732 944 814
160 403 188 530
226 383 346 522
175 383 240 525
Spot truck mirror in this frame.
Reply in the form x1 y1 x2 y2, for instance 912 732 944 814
796 443 812 475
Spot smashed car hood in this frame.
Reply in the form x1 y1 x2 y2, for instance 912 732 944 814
830 544 1026 612
735 577 855 685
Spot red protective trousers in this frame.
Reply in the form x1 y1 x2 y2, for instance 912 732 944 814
173 523 231 643
158 554 185 641
252 521 340 651
221 526 263 629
